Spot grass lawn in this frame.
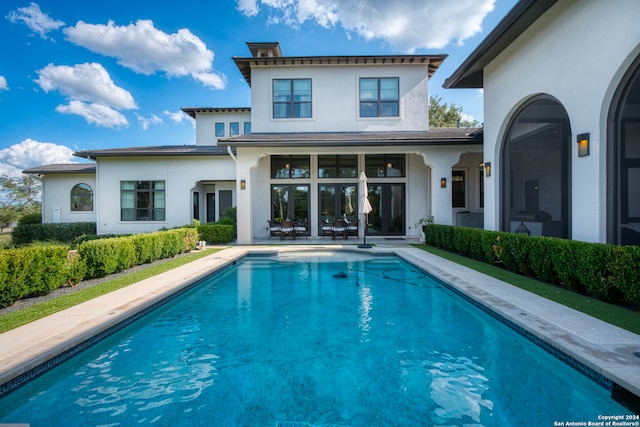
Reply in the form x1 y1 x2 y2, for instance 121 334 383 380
0 248 222 334
413 244 640 335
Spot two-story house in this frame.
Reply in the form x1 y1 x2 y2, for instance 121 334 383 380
25 41 484 243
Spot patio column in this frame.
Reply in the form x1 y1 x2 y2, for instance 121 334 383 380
424 151 462 226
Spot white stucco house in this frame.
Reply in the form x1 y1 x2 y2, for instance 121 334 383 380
444 0 640 245
25 41 484 243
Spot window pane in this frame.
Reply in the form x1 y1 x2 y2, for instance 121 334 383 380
121 181 135 191
271 156 291 179
360 102 378 117
360 79 378 100
215 123 224 137
293 79 311 102
273 80 291 102
319 184 336 221
380 78 398 100
289 155 310 178
244 122 251 134
293 185 309 222
385 154 405 176
339 155 358 178
230 122 239 136
272 186 289 221
452 171 465 208
341 185 357 219
294 102 311 118
380 101 399 117
273 103 290 118
365 154 385 178
318 155 337 178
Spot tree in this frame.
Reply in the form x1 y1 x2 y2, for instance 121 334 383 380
0 174 42 215
429 95 480 128
0 203 18 232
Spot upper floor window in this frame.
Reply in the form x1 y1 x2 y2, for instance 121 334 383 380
271 155 310 179
273 79 312 118
244 122 251 134
70 183 93 211
215 122 225 137
230 122 239 136
121 180 165 221
360 77 399 117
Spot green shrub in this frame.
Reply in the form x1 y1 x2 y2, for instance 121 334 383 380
17 212 42 225
0 245 69 308
421 224 640 309
197 224 235 244
12 222 97 246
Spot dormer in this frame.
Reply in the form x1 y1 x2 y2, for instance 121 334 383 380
246 42 282 58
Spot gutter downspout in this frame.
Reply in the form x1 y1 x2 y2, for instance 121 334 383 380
227 145 237 162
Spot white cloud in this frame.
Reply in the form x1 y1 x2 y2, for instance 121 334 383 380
237 0 495 52
136 113 163 130
5 2 64 40
164 109 189 124
63 20 226 89
0 76 8 91
56 100 129 128
0 138 76 178
35 63 136 127
36 63 136 110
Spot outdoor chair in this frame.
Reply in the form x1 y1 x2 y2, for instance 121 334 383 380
268 220 281 239
280 220 295 240
320 220 334 239
346 219 359 237
332 219 348 240
294 219 308 238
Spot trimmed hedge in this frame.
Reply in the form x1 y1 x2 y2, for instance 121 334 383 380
78 228 199 279
12 222 97 246
0 228 199 307
197 224 235 244
422 224 640 309
0 245 70 308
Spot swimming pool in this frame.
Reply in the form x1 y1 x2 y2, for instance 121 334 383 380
0 251 633 426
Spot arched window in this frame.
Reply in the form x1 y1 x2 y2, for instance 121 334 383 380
70 183 93 211
501 97 571 238
610 56 640 245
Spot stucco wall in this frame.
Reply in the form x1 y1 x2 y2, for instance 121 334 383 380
249 64 429 133
41 173 97 224
95 156 236 234
482 0 640 242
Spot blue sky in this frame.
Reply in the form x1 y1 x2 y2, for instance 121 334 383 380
0 0 517 177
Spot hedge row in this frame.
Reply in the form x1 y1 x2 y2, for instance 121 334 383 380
12 222 97 246
0 245 70 307
197 224 235 244
78 228 199 279
423 224 640 309
0 228 199 308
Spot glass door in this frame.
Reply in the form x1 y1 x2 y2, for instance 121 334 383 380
366 183 405 236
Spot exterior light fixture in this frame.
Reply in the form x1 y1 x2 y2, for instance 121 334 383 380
485 162 492 177
240 180 246 190
577 133 590 157
440 177 447 188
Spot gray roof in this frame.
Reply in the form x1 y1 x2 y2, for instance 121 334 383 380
74 145 235 159
233 54 448 87
444 0 558 89
218 128 482 147
23 163 96 175
181 107 251 119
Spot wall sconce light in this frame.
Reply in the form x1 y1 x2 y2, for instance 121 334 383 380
440 177 447 188
577 133 590 157
386 162 392 169
240 180 246 190
485 162 491 177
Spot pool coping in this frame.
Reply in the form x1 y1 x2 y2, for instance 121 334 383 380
0 244 639 403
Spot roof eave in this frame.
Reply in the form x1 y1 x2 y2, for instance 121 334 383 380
443 0 558 89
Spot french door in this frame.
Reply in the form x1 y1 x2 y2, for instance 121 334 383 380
367 183 405 236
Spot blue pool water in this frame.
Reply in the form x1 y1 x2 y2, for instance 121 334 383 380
0 251 632 426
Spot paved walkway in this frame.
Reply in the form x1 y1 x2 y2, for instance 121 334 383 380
0 242 639 402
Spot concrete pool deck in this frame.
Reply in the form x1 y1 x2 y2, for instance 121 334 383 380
0 242 639 403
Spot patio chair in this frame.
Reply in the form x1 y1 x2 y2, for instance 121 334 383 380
294 219 308 238
332 219 348 240
280 220 295 240
347 219 359 237
268 220 282 239
320 220 334 239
